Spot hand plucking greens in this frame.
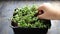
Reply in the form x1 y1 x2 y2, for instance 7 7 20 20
12 5 49 28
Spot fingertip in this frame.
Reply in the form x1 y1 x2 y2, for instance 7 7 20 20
37 15 43 19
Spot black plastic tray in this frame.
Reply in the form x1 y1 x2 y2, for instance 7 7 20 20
11 19 51 34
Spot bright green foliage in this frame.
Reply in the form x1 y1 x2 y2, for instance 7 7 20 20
12 5 47 28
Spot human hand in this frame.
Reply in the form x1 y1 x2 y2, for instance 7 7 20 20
37 3 60 20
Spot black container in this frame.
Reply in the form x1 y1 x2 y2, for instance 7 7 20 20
11 19 51 34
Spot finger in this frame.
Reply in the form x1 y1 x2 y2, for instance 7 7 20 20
37 14 45 19
37 12 47 19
